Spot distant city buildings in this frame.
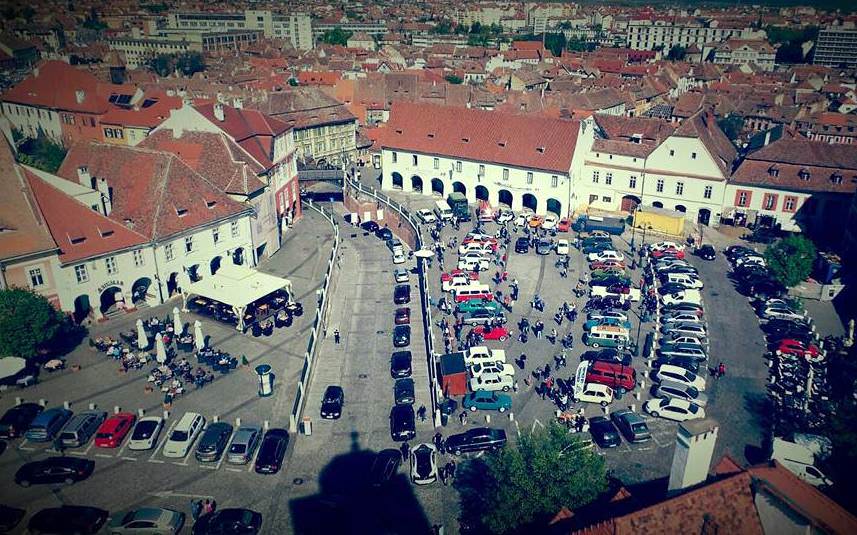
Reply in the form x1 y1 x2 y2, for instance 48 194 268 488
167 10 312 50
813 26 857 68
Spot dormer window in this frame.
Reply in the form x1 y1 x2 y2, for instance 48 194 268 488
99 229 114 238
176 207 188 217
205 200 217 209
768 166 779 177
831 172 843 185
395 129 403 135
799 168 811 181
536 146 545 153
461 137 470 143
427 133 435 139
498 141 507 147
630 134 643 144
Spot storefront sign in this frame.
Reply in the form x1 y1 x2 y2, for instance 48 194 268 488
97 280 124 293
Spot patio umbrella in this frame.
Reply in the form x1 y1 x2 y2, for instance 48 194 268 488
155 333 167 364
136 319 148 350
0 357 26 382
414 249 435 258
194 320 205 351
172 307 183 335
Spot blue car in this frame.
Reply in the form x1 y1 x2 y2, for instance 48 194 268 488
462 391 512 413
584 317 632 331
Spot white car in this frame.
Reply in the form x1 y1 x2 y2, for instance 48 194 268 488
460 251 491 262
458 258 490 271
587 310 628 322
416 209 437 224
760 306 805 323
392 251 406 264
661 289 702 306
442 275 474 292
410 443 438 485
465 232 497 242
660 321 708 338
542 214 558 230
660 312 705 325
162 412 205 458
650 241 685 252
469 373 513 392
556 239 570 255
644 397 705 422
465 346 507 367
587 250 625 263
514 211 533 228
654 364 707 391
574 383 614 406
127 416 164 451
459 243 493 256
667 336 706 347
469 361 515 378
735 255 766 267
496 210 514 224
394 269 409 283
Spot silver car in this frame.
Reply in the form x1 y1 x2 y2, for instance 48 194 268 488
660 312 705 325
654 380 709 407
658 344 708 362
107 507 185 534
660 321 707 338
226 425 262 465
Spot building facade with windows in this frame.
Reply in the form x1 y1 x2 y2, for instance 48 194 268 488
813 27 857 68
626 19 760 52
166 10 312 50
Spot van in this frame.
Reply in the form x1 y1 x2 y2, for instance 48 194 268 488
59 410 107 448
586 361 637 393
434 200 453 221
452 284 493 303
386 238 404 255
665 273 703 289
583 325 630 348
25 407 73 442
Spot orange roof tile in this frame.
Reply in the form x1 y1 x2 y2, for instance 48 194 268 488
2 60 108 114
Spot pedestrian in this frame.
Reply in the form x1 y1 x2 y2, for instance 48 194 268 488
400 441 410 462
417 404 427 421
202 499 212 515
513 380 519 392
447 460 456 480
191 499 203 521
459 411 467 425
717 362 726 378
333 329 340 344
209 499 217 513
439 464 448 485
433 432 443 450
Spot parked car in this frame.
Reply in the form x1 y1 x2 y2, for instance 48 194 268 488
661 290 702 306
369 449 401 487
542 213 559 230
410 443 438 485
390 405 416 442
416 209 436 224
695 245 716 260
27 506 108 535
192 509 262 535
108 507 185 535
557 217 571 232
584 317 632 331
0 402 43 439
446 427 507 455
393 285 410 304
653 355 701 375
390 351 412 379
644 397 706 422
195 422 233 463
776 339 822 359
556 239 570 255
650 241 685 252
587 250 624 263
464 346 507 367
469 361 514 378
653 380 709 407
472 325 510 341
162 413 205 458
94 412 136 448
666 336 706 347
654 364 707 391
588 416 621 448
514 237 529 253
463 390 512 413
660 311 705 325
226 425 262 465
25 407 72 442
580 348 633 366
657 343 708 362
536 239 554 255
394 269 409 283
375 227 393 241
586 310 628 323
394 307 410 325
393 325 411 347
360 221 379 233
254 429 289 474
610 409 651 443
661 302 704 316
575 383 614 407
58 410 106 448
469 373 513 392
0 505 25 532
461 309 505 326
128 416 164 451
394 378 415 405
15 457 94 487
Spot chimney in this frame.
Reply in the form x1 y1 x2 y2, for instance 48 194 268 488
97 178 112 216
232 98 243 109
213 103 225 121
33 67 39 77
75 90 85 104
668 419 719 494
77 166 92 188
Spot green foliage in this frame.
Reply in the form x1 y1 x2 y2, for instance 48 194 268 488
143 3 168 14
765 25 817 64
149 54 172 76
432 20 453 35
544 33 567 57
0 288 66 360
667 45 687 61
288 78 299 86
466 22 502 47
717 114 745 142
764 235 816 288
444 74 463 85
567 36 595 52
320 27 353 46
456 423 607 534
16 132 67 173
147 52 205 77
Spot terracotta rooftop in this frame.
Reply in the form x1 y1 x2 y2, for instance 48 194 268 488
247 87 356 130
2 60 109 114
194 102 290 170
381 102 579 173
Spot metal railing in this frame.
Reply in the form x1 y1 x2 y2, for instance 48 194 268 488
289 200 340 433
297 169 345 181
345 175 440 426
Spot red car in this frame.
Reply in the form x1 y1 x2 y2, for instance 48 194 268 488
557 218 571 232
589 260 626 271
777 339 821 359
94 412 136 448
461 237 499 251
472 325 510 341
651 248 685 260
395 307 411 325
441 270 480 283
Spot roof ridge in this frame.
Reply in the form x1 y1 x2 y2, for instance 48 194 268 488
149 155 172 240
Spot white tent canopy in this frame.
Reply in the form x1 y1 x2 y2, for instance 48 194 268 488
181 264 293 331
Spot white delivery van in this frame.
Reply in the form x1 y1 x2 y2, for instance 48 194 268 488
434 200 453 221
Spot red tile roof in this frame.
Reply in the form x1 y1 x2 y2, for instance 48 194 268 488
381 102 580 173
2 60 108 114
99 92 182 129
24 169 147 264
194 103 290 170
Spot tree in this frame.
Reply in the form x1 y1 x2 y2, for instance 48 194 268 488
16 132 67 173
717 114 745 142
149 54 173 76
0 288 66 360
544 32 567 57
444 74 463 85
175 52 205 76
456 423 607 534
667 45 686 61
320 27 352 46
432 19 453 35
764 235 816 288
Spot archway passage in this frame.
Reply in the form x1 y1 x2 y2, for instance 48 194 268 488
411 175 423 193
475 185 489 201
99 286 123 314
73 295 91 323
232 248 245 266
522 193 538 213
498 189 513 207
210 256 222 275
431 178 444 196
132 277 152 304
675 205 687 213
167 272 180 297
698 208 711 226
188 264 202 283
452 181 466 196
546 198 562 216
621 195 641 212
391 172 403 189
652 201 664 208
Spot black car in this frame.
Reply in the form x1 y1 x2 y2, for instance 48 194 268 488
320 385 344 419
747 279 786 300
394 378 415 405
659 282 691 295
195 422 233 462
695 245 716 261
254 429 289 474
588 416 621 448
15 457 94 487
390 405 415 442
725 245 758 262
393 325 411 347
192 508 262 535
514 237 529 254
0 402 44 439
391 351 412 378
369 449 402 487
27 506 108 535
580 349 633 366
763 319 814 340
393 284 411 304
0 505 25 532
652 355 701 374
361 221 380 233
445 427 507 455
376 227 393 241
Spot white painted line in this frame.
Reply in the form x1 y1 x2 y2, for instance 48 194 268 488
171 461 186 467
121 456 138 461
95 453 113 459
148 459 165 464
152 421 177 462
18 446 35 452
67 451 87 457
199 464 218 470
225 467 243 473
213 432 234 471
80 441 95 456
116 436 132 457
